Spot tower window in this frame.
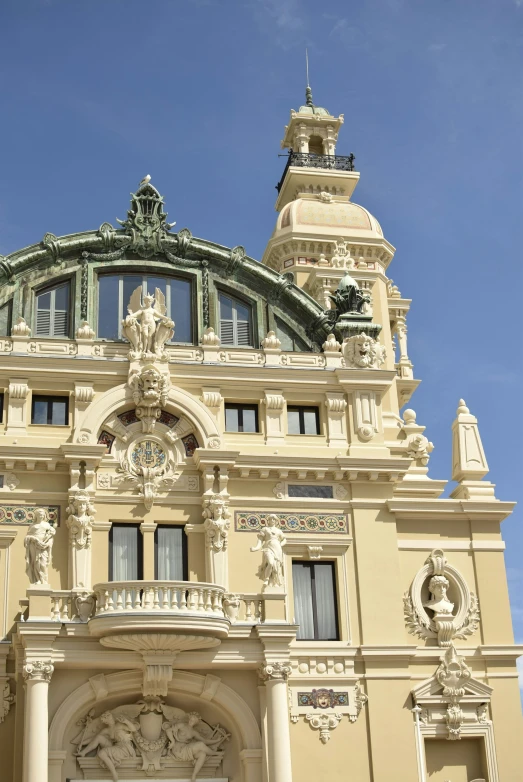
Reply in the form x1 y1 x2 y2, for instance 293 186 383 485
219 294 253 347
98 274 193 343
287 406 320 435
35 282 70 337
292 561 339 640
308 135 324 156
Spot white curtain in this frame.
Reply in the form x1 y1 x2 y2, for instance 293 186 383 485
292 563 315 640
156 527 184 580
314 563 338 640
112 525 139 581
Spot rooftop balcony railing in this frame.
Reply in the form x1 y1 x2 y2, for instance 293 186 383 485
276 150 356 192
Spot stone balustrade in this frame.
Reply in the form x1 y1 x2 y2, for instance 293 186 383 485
93 580 225 616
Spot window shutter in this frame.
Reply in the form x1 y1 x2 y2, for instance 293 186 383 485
236 319 251 346
36 309 51 336
53 309 68 337
220 320 234 345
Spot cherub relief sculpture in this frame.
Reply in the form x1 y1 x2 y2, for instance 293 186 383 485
122 287 174 360
73 697 229 782
202 495 231 553
251 514 286 590
24 508 55 585
343 332 386 369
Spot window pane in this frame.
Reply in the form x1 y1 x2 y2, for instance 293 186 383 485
220 296 233 321
111 525 139 581
0 303 11 336
98 275 120 339
37 291 51 311
123 275 143 315
303 410 319 435
287 410 301 435
292 563 315 640
50 399 67 426
225 406 239 432
147 276 167 303
156 527 184 580
54 284 69 311
236 302 250 322
169 278 192 343
314 563 338 640
32 399 48 425
241 407 257 432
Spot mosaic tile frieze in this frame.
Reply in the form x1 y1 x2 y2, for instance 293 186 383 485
297 689 349 709
0 505 60 526
235 512 348 534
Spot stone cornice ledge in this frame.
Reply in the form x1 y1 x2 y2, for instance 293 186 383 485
387 498 516 522
478 645 523 660
358 645 417 661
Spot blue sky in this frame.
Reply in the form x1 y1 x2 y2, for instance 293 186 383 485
1 0 522 670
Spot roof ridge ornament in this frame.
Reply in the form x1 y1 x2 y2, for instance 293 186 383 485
117 177 176 258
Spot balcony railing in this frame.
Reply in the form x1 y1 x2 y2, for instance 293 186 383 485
93 581 224 616
276 151 356 192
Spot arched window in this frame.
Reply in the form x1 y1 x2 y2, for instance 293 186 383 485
308 135 324 156
35 282 70 337
275 316 308 352
0 300 12 337
98 274 193 343
219 293 252 346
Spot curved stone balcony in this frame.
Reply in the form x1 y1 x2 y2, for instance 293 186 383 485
88 580 230 651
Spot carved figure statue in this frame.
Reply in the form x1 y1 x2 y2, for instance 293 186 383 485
423 575 455 617
343 332 386 369
66 493 95 551
202 495 231 553
251 514 286 589
329 271 370 314
24 508 55 585
164 714 229 782
129 364 170 432
122 287 174 359
73 698 229 782
77 711 139 781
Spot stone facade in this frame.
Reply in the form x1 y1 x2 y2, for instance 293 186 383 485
0 93 521 782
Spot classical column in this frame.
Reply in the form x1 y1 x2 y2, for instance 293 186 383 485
23 660 54 782
259 662 293 782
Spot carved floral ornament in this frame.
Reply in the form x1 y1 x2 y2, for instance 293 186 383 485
404 549 480 647
73 695 230 781
23 659 54 682
1 680 15 723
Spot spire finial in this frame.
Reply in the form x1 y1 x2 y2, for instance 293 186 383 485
305 48 314 107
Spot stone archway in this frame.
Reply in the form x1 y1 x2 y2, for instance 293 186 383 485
49 669 262 782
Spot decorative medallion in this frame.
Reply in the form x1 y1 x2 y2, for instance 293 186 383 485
130 439 167 471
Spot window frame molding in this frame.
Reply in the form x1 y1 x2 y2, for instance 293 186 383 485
30 394 70 427
154 524 188 581
33 276 74 339
214 283 259 348
291 559 341 642
285 540 352 644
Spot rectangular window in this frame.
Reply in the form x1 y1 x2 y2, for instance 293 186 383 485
0 393 4 423
35 282 70 337
219 294 252 347
0 301 12 337
31 395 69 426
287 406 320 435
292 561 339 641
109 524 143 581
155 526 187 580
97 274 193 343
225 404 258 433
288 485 333 499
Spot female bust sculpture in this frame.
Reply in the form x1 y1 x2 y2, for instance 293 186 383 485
24 508 55 585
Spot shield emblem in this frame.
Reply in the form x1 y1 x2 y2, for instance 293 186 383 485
140 711 163 741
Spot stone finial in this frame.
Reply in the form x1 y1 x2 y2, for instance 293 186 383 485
450 399 495 500
403 409 416 425
261 331 281 350
11 317 31 337
76 321 95 340
201 327 221 346
322 333 341 353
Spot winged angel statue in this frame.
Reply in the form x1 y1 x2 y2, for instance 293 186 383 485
122 286 174 360
73 697 230 781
